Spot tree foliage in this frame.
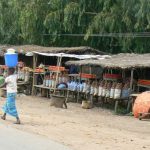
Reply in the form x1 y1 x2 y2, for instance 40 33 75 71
0 0 149 53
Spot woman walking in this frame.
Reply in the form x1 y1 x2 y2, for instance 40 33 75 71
1 67 21 124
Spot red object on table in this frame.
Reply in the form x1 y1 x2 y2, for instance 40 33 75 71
133 92 150 118
138 79 150 86
48 66 65 71
79 73 96 79
103 73 121 79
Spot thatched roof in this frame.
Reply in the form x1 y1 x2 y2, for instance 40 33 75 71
66 53 150 69
0 45 106 56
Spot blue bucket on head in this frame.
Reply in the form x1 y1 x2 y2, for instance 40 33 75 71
4 53 18 67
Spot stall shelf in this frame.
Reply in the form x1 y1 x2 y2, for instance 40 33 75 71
33 68 68 97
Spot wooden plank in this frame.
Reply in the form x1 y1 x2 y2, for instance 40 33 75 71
34 85 67 91
137 84 150 89
68 74 79 77
34 72 45 75
130 93 140 97
17 82 29 85
34 85 50 90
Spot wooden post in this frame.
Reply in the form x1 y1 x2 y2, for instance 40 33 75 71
79 65 82 83
32 53 37 95
89 66 92 74
77 65 82 103
122 69 125 79
130 69 134 93
114 100 119 113
54 55 62 93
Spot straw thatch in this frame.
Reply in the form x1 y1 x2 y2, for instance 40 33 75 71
66 53 150 69
0 45 106 56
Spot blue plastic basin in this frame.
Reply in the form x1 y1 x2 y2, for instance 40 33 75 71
4 53 18 67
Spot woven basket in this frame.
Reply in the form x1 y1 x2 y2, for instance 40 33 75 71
81 100 93 109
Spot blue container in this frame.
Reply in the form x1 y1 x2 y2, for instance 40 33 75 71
4 53 18 67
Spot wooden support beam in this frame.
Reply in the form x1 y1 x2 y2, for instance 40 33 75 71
130 69 134 93
32 53 37 95
54 55 62 94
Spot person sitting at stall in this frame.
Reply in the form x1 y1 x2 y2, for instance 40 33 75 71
0 67 21 124
69 65 78 74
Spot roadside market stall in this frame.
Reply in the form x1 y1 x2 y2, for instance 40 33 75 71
66 53 150 111
0 45 34 95
0 45 106 97
31 51 109 99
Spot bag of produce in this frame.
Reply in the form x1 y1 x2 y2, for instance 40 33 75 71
90 81 95 95
110 82 117 98
98 81 104 96
85 81 91 94
79 83 83 92
102 82 107 97
121 82 130 98
83 81 87 93
94 81 98 96
105 82 111 98
114 83 122 99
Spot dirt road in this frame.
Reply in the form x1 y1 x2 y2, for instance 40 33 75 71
0 96 150 150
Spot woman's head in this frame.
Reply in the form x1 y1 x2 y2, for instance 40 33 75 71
8 67 15 75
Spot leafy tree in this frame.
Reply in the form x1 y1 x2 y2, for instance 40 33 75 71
0 0 149 53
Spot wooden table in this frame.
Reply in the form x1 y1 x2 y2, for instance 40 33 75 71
114 97 130 113
0 81 31 96
17 81 32 95
137 84 150 92
34 85 67 97
126 93 140 113
66 90 78 103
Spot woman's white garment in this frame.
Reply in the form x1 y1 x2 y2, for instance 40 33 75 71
5 74 17 93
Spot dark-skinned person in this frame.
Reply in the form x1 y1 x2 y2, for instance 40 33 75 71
0 67 21 124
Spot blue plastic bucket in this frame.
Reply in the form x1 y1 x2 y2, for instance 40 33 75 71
4 53 18 67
